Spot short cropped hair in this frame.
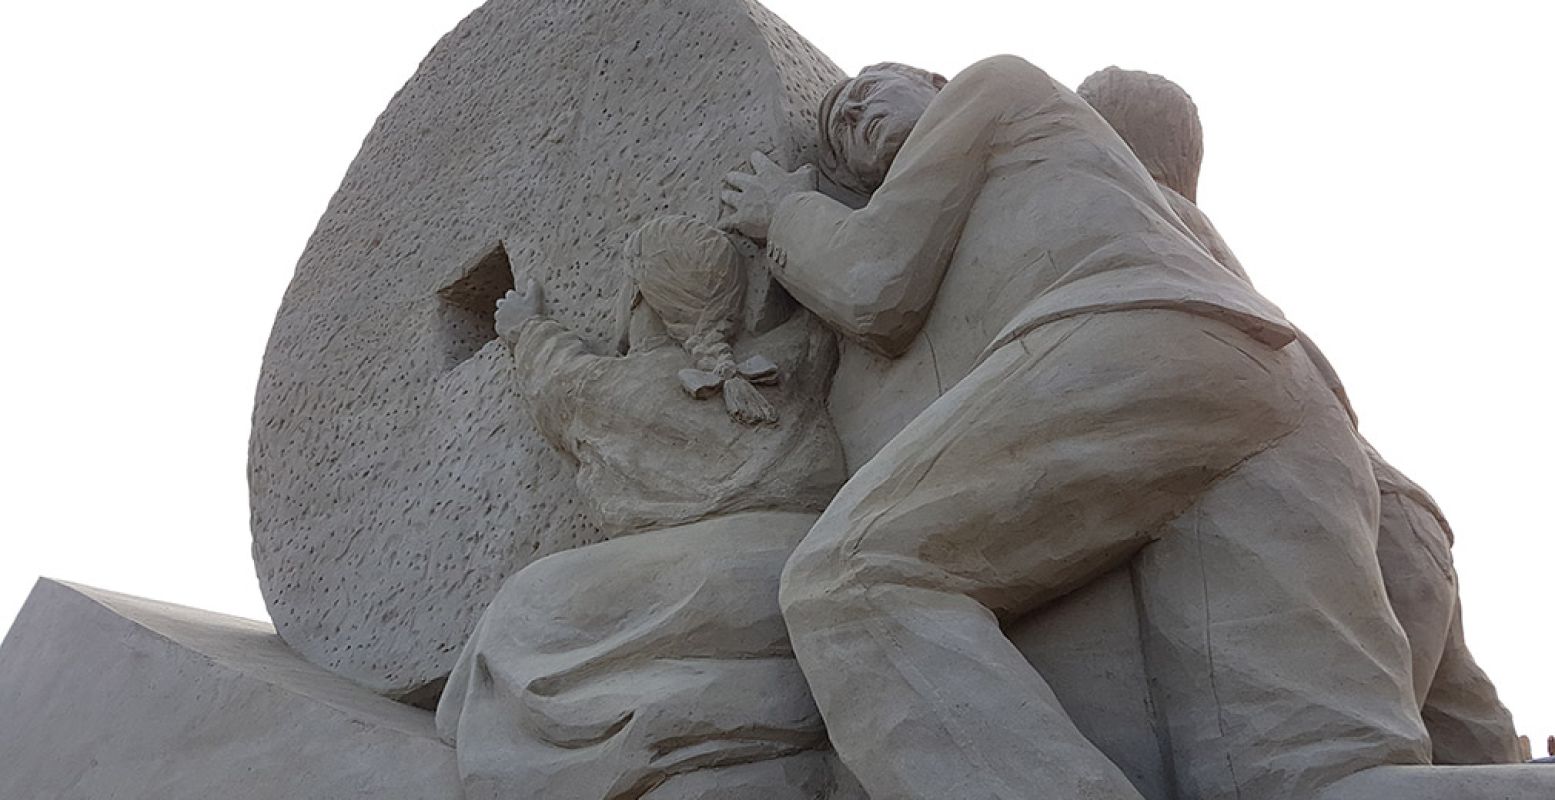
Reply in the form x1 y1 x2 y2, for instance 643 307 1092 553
1078 67 1204 202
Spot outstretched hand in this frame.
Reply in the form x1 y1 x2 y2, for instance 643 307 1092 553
494 278 544 345
719 151 817 242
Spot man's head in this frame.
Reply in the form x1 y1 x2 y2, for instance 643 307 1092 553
818 62 947 196
1077 67 1203 202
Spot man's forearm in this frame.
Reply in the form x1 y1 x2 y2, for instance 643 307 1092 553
765 191 929 357
762 57 1028 357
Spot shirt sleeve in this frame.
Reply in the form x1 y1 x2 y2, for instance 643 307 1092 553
508 318 612 455
765 56 1053 357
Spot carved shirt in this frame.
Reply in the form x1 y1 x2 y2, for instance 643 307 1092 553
767 55 1294 389
1161 184 1249 282
508 313 846 535
760 55 1446 797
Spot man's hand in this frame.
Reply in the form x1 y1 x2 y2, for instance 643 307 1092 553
719 151 817 242
494 278 544 345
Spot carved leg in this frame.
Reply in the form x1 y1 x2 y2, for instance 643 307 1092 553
1421 605 1523 764
440 512 840 799
781 310 1312 800
1374 485 1457 705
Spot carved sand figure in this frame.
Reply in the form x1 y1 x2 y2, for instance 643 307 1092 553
434 215 856 800
1365 441 1524 764
1074 66 1247 283
1078 65 1521 766
722 56 1435 800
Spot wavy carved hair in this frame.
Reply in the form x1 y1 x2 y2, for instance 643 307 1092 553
816 62 947 196
618 215 775 425
1077 66 1204 203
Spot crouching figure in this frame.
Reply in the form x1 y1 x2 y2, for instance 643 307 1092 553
436 215 858 800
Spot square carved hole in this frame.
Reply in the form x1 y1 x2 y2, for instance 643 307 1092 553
437 242 514 368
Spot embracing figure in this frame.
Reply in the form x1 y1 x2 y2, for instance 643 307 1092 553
1078 65 1522 769
724 56 1443 800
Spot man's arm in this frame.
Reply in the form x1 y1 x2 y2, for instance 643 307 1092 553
767 56 1050 357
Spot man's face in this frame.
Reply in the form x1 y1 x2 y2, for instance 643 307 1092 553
825 69 939 193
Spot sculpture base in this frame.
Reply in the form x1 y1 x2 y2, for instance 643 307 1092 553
0 579 460 800
2 578 1549 799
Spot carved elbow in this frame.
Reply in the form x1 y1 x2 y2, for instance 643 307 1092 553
851 304 925 358
843 271 928 358
957 55 1050 96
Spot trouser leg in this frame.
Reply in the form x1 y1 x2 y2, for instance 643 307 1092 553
441 512 836 799
781 311 1309 800
1374 487 1457 706
1374 489 1519 764
1134 423 1429 799
1422 605 1522 764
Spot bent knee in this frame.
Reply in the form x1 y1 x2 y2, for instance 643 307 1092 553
779 513 942 626
779 525 842 618
779 514 882 623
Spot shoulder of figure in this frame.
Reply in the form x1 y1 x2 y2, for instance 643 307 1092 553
952 55 1054 94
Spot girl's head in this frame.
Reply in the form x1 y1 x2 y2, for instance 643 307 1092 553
617 215 776 425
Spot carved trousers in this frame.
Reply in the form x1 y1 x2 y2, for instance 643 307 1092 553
1373 482 1522 764
437 511 861 800
779 309 1432 800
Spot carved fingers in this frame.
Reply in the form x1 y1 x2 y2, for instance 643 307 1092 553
723 167 757 191
718 151 817 242
494 278 545 345
719 157 765 240
521 278 544 315
749 150 783 175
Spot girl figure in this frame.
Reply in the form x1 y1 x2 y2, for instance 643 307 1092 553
436 215 855 800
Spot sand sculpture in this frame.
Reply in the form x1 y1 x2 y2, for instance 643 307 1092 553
4 2 1548 798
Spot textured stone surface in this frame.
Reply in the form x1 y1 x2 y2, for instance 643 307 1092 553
249 0 843 696
0 579 460 800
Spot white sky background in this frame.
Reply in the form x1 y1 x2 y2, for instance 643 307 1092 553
2 0 1551 746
